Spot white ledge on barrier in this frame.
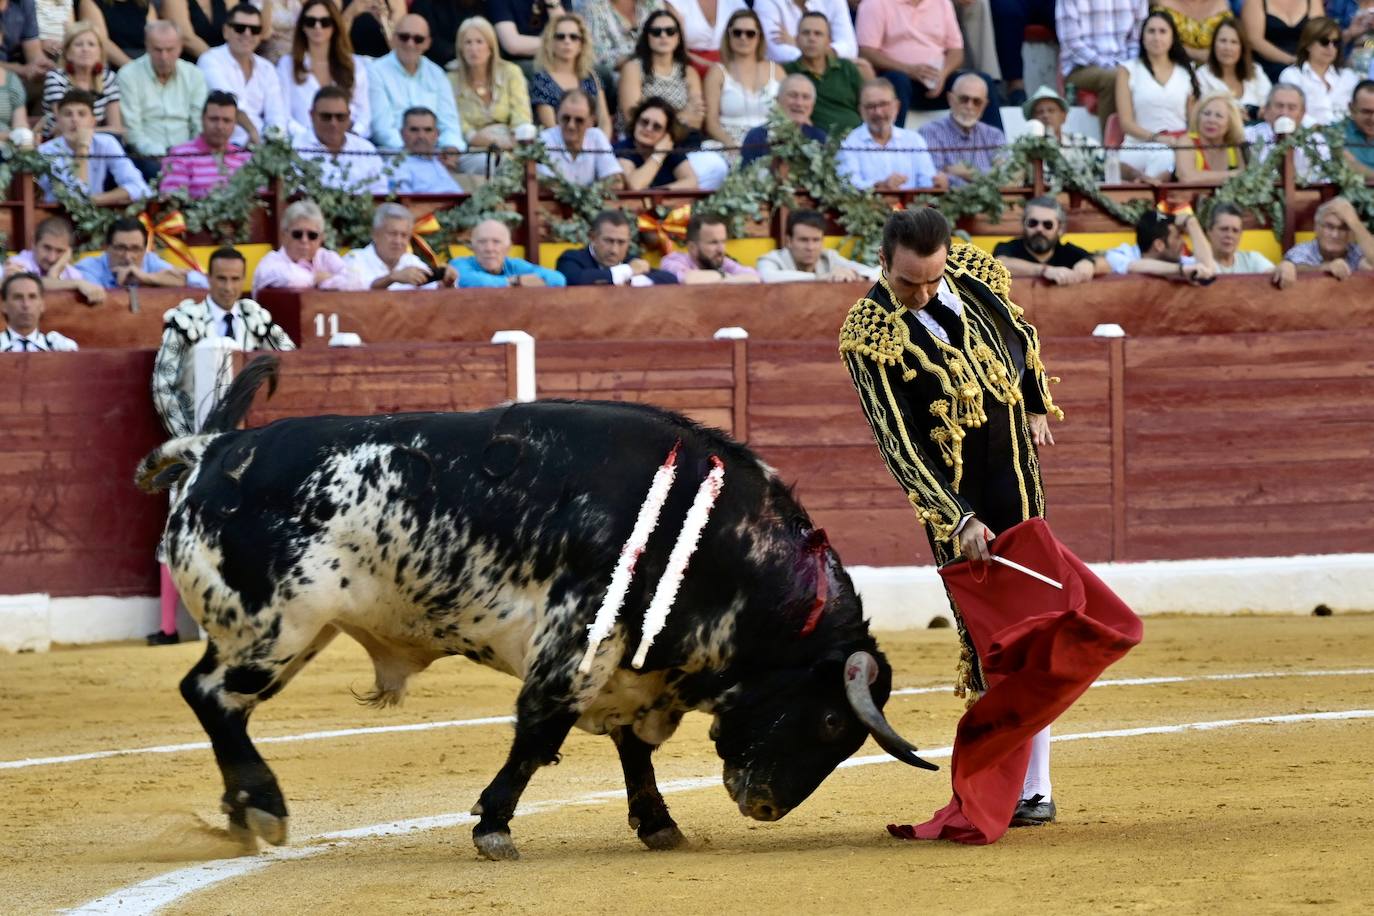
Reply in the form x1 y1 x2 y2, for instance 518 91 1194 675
1092 323 1127 338
491 330 536 402
713 327 749 340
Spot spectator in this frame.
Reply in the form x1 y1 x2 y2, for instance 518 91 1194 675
1241 0 1321 83
163 0 275 60
756 208 877 282
76 216 209 288
667 0 746 73
838 77 941 190
293 85 388 193
35 0 72 64
955 0 999 88
276 0 370 139
262 0 303 60
451 16 531 180
1174 91 1247 183
703 8 784 150
986 0 1052 105
1341 0 1374 75
42 22 123 137
0 0 51 86
340 0 402 59
739 71 824 165
1343 78 1374 175
490 0 568 68
407 0 484 70
1117 11 1200 182
342 202 458 289
1282 196 1374 278
1154 0 1232 63
197 3 288 145
153 246 295 439
3 216 106 304
1023 85 1103 179
857 0 1000 128
0 273 77 351
391 106 463 193
992 197 1098 285
581 0 662 95
1198 16 1271 119
919 72 1005 187
251 199 356 294
659 212 760 283
530 13 612 136
451 218 566 288
367 13 464 153
0 25 31 147
783 10 862 136
754 0 857 66
537 89 625 185
1245 81 1322 177
555 208 678 285
78 0 151 68
160 89 252 196
119 21 209 164
616 95 697 187
1057 0 1146 133
1279 17 1359 124
1105 209 1218 281
36 89 150 204
1206 199 1297 285
617 7 705 140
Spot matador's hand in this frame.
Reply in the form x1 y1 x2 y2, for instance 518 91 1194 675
1028 412 1055 447
958 518 994 564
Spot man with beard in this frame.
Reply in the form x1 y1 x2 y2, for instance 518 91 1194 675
992 197 1097 285
658 213 760 285
917 72 1005 188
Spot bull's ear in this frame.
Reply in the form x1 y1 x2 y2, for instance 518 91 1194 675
151 462 189 490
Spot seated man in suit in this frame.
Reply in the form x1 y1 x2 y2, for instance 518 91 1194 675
0 273 78 352
556 210 678 286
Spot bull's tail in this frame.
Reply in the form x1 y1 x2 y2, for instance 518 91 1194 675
135 355 281 494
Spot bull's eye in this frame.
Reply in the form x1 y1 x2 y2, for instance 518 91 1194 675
819 710 845 742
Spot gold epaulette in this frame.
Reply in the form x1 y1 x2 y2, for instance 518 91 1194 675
948 241 1012 299
838 297 914 377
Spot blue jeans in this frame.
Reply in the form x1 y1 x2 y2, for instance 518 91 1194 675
880 69 1005 132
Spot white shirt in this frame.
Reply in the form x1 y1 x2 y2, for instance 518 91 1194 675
837 122 936 190
0 327 78 352
911 278 966 344
1104 243 1196 274
341 243 437 290
197 44 289 146
276 53 372 140
754 0 858 63
666 0 749 51
205 297 248 348
1277 62 1359 126
292 129 390 194
756 246 879 282
1215 249 1276 274
1244 119 1323 181
1196 65 1272 114
537 126 624 184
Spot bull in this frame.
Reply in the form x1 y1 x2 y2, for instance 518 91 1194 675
136 357 934 861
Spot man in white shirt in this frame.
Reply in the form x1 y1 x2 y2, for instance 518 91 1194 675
838 78 945 191
1206 202 1296 287
0 273 78 352
292 86 389 194
1244 83 1322 181
757 209 878 282
755 0 859 66
342 202 459 290
537 90 624 187
197 2 287 146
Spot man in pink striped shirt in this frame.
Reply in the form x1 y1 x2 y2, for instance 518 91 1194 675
159 91 252 198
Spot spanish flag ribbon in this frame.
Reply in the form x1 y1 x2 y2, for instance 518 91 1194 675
139 211 203 272
411 212 442 269
637 204 692 256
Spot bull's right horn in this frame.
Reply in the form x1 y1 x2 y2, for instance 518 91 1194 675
843 651 939 771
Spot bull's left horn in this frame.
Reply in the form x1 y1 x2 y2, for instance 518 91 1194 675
843 651 939 771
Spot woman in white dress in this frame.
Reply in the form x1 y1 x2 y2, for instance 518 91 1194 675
1116 10 1200 181
666 0 746 74
702 8 783 151
1278 17 1360 125
1197 16 1271 121
276 0 372 139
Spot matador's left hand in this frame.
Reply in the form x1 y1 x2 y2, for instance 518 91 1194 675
1028 413 1055 447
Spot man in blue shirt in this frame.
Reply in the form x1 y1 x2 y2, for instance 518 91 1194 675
739 74 828 166
37 90 151 205
367 14 465 153
452 219 567 288
1343 79 1374 176
76 217 209 289
391 107 464 194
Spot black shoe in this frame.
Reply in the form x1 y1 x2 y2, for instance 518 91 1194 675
146 630 180 646
1010 794 1056 827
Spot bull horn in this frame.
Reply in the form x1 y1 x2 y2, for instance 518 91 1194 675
844 651 939 771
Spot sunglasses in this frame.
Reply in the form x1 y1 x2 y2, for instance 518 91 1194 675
301 14 332 28
953 93 986 106
290 228 322 241
554 31 583 41
314 110 349 121
730 28 759 39
1314 36 1339 47
559 114 588 125
395 31 427 44
1025 218 1057 230
637 116 667 130
227 21 263 35
646 25 678 37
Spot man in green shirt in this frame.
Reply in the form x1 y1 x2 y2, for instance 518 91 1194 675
117 21 208 172
784 11 862 137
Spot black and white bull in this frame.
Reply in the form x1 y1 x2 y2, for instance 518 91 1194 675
136 357 934 860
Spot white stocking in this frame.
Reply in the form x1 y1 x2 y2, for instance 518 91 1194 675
1021 725 1052 801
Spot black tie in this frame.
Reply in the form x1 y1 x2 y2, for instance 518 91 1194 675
20 338 32 350
922 299 964 344
223 313 235 339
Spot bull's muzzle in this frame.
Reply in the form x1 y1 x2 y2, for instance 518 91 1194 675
844 651 939 771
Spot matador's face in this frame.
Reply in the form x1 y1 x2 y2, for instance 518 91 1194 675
879 245 947 309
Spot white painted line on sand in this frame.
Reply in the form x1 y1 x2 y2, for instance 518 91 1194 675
68 707 1374 915
8 667 1374 772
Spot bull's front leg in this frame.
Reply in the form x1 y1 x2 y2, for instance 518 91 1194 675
611 726 685 850
470 704 578 861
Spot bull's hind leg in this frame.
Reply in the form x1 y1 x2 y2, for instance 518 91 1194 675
611 726 685 850
180 625 339 850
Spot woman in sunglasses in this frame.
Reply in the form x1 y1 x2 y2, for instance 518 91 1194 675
614 95 697 187
251 199 357 295
666 0 746 74
276 0 370 138
530 13 613 136
1278 17 1359 124
618 8 703 141
162 0 274 59
703 8 783 151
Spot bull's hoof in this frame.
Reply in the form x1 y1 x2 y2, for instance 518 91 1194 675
639 824 686 851
246 807 289 846
474 831 520 861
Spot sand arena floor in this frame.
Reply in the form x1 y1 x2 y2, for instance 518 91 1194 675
2 615 1372 915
